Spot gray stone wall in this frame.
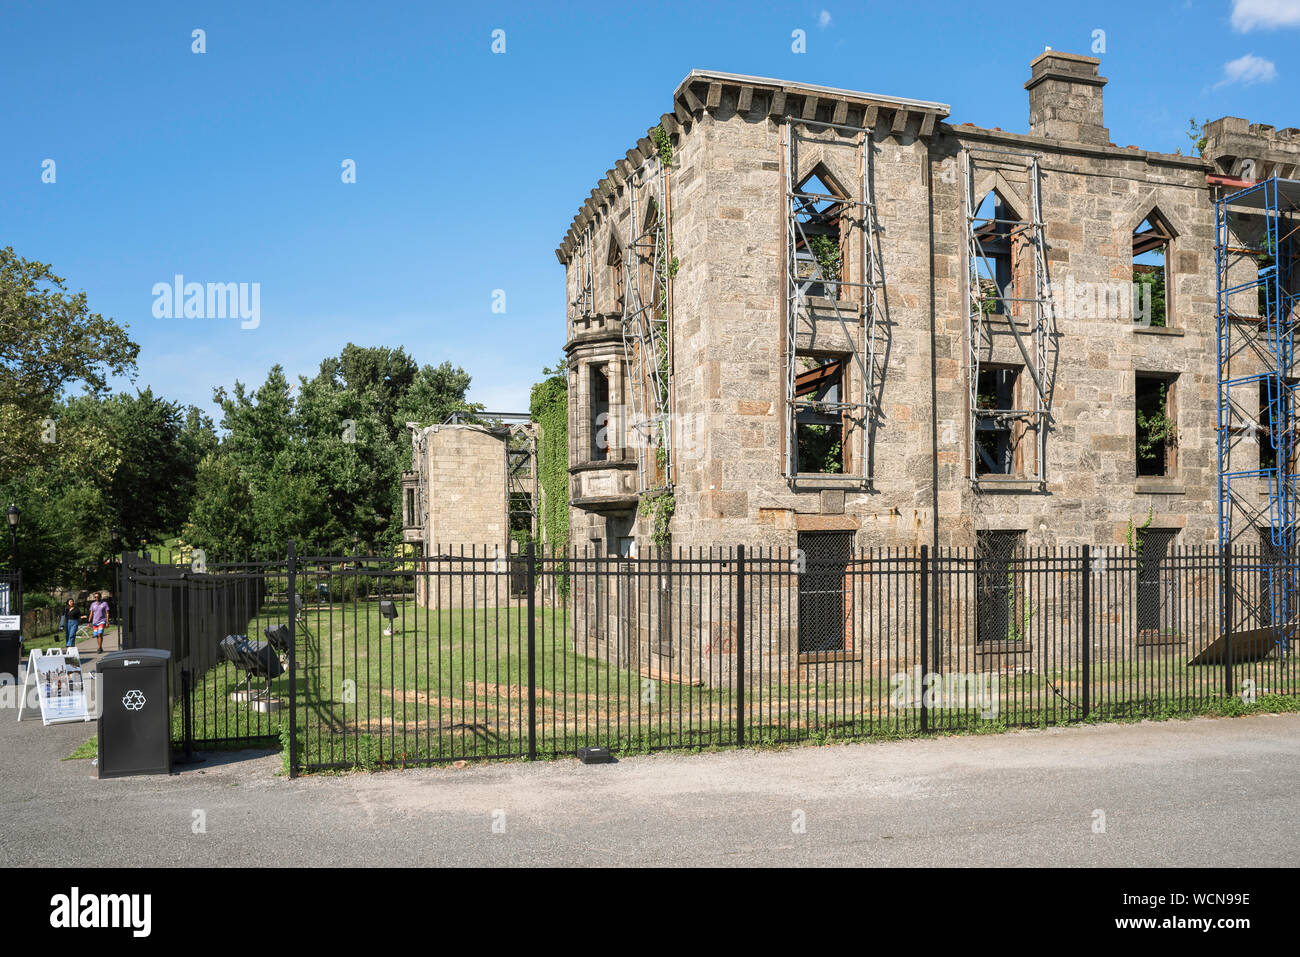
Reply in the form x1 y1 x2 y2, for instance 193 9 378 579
556 55 1297 682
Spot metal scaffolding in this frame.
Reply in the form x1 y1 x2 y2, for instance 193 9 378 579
781 116 883 485
570 225 594 323
1216 177 1300 651
620 154 674 491
963 146 1054 488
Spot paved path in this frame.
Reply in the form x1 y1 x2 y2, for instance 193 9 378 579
1 686 1296 866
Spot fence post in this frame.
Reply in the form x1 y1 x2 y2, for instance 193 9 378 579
736 544 745 749
1222 544 1233 698
181 669 193 763
526 540 537 761
180 576 193 760
287 540 297 779
120 552 130 649
920 545 929 734
1081 544 1091 720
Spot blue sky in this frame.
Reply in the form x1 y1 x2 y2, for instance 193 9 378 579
3 0 1298 417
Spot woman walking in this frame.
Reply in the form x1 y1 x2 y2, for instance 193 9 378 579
61 597 84 649
88 592 109 653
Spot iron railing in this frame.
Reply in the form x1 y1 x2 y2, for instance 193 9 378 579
119 543 1299 775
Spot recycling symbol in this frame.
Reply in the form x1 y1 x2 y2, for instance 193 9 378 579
122 690 147 711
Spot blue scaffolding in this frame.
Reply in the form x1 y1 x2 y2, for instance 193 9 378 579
1216 176 1300 652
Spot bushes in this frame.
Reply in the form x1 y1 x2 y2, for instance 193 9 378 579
265 567 413 604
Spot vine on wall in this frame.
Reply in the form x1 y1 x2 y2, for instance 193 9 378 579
529 371 569 556
643 126 679 550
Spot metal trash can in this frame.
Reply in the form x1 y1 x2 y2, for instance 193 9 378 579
96 648 172 778
0 630 19 687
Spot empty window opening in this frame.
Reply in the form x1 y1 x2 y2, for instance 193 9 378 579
795 355 846 474
1257 232 1277 319
1135 528 1178 637
976 531 1026 645
1257 378 1295 472
637 197 664 310
793 171 846 300
1136 374 1176 477
1133 214 1172 327
590 365 610 461
608 240 625 315
1260 380 1278 471
973 192 1019 316
975 366 1021 476
404 487 416 528
797 531 852 653
509 492 532 535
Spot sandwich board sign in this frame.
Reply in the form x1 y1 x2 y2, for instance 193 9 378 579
17 648 94 725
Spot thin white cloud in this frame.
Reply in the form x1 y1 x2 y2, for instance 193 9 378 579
1213 52 1278 88
817 9 831 29
1231 0 1300 31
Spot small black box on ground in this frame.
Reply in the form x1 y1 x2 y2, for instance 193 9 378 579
0 631 19 686
97 648 172 778
577 746 614 764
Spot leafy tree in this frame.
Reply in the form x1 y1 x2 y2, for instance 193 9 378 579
397 360 478 429
98 389 210 546
185 453 256 558
185 346 478 556
0 248 138 482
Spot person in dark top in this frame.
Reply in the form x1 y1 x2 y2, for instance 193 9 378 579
61 598 85 649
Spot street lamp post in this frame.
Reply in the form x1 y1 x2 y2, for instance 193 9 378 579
6 505 21 618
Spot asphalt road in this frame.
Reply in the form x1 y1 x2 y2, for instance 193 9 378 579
2 681 1296 867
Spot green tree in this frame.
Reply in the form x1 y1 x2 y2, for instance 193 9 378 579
0 248 138 482
93 388 210 547
186 346 478 556
185 453 256 559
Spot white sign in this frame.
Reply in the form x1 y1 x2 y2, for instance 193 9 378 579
17 649 94 725
0 615 20 631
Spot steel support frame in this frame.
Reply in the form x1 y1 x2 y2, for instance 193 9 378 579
506 424 539 541
570 225 594 324
781 115 881 486
963 146 1053 488
620 155 674 492
1216 177 1300 652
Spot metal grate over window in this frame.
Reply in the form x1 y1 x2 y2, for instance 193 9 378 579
976 531 1025 645
797 531 853 653
1136 528 1177 636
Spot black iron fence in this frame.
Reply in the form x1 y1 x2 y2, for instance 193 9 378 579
119 543 1299 775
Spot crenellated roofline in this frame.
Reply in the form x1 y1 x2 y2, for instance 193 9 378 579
555 70 951 265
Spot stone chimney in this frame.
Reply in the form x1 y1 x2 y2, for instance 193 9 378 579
1025 51 1109 146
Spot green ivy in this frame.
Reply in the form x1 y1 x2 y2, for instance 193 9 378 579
1126 504 1155 555
638 487 675 549
807 234 842 283
529 373 569 556
1135 382 1175 472
1185 116 1209 157
651 126 673 166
